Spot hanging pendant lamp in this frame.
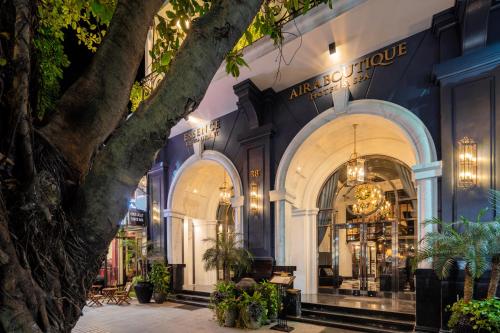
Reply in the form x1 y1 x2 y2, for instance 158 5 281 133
219 171 231 205
346 124 365 186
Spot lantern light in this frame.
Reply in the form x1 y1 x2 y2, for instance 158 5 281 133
346 124 365 186
250 183 258 213
219 172 232 205
458 137 477 188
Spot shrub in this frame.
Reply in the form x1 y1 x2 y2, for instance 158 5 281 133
448 298 500 332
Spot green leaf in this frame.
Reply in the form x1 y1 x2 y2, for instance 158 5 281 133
0 58 6 66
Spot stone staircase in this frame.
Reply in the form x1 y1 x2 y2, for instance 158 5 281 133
289 301 415 333
168 289 211 308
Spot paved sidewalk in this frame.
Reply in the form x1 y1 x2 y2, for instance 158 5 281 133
73 301 361 333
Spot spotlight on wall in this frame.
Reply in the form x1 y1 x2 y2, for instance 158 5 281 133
457 136 477 188
250 182 258 213
329 42 336 56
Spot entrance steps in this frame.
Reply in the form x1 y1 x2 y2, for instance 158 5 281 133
289 301 415 333
168 289 210 308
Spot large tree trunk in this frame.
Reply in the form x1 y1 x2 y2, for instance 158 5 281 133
0 0 263 332
39 0 164 176
487 255 499 298
463 268 474 303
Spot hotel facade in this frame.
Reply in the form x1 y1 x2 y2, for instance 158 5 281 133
142 1 500 331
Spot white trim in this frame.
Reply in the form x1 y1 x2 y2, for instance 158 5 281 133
269 190 296 204
413 160 443 180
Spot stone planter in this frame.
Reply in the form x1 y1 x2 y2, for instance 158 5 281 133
153 292 167 304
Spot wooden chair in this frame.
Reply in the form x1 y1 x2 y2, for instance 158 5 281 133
115 282 133 305
87 286 104 307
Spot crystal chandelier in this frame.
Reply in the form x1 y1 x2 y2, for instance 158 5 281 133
352 183 384 216
219 172 232 205
346 124 365 186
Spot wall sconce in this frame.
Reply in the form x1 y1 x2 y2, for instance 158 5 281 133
458 136 477 188
250 182 258 213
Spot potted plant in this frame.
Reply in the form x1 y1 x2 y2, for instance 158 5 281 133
239 291 267 329
415 210 500 332
219 297 239 327
149 261 170 304
448 298 500 333
132 275 153 303
257 281 280 322
202 232 253 282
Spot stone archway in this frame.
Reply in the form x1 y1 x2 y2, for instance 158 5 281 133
165 149 244 287
271 99 441 293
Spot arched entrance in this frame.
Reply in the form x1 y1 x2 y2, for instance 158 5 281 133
165 150 244 288
317 155 418 297
271 99 441 294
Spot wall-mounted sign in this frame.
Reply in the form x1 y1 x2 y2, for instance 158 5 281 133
184 119 221 147
288 42 408 101
128 208 146 226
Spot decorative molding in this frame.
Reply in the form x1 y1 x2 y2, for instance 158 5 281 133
233 79 264 129
458 0 491 54
292 208 319 217
164 209 185 219
269 190 296 204
432 44 500 83
275 99 438 194
230 195 245 208
413 160 443 180
331 87 351 113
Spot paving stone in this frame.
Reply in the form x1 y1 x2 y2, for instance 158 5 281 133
74 301 361 333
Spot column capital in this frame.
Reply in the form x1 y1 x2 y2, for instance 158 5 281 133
164 209 185 219
231 195 245 208
412 160 442 180
269 190 296 204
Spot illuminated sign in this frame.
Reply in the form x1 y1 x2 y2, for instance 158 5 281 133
288 42 408 101
183 119 221 147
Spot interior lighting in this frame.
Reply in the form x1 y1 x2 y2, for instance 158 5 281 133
250 183 258 213
458 136 477 188
346 124 365 186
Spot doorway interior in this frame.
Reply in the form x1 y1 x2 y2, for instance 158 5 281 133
317 155 417 300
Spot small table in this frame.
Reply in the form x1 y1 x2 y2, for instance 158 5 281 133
102 287 118 304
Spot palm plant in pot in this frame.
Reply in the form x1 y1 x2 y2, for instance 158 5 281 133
415 211 499 332
149 261 170 304
202 232 253 282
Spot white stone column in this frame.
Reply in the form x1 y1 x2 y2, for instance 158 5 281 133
270 190 295 266
164 209 185 264
412 161 442 268
231 195 245 242
292 208 319 294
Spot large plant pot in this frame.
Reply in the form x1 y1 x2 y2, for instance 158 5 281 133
452 316 475 333
153 292 167 304
223 308 237 327
241 305 262 329
134 282 153 304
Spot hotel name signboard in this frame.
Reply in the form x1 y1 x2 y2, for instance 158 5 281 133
288 42 408 101
184 119 221 147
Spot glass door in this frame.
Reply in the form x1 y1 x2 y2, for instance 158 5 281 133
316 155 417 298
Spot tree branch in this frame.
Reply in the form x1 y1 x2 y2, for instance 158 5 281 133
39 0 163 176
8 0 34 187
77 0 264 252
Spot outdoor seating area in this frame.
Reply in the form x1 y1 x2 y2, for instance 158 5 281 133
87 282 133 307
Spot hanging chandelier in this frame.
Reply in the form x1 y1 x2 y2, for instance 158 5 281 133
219 172 232 205
346 124 365 186
351 183 384 216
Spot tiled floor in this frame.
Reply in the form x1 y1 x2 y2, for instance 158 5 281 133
73 301 361 333
301 294 416 314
